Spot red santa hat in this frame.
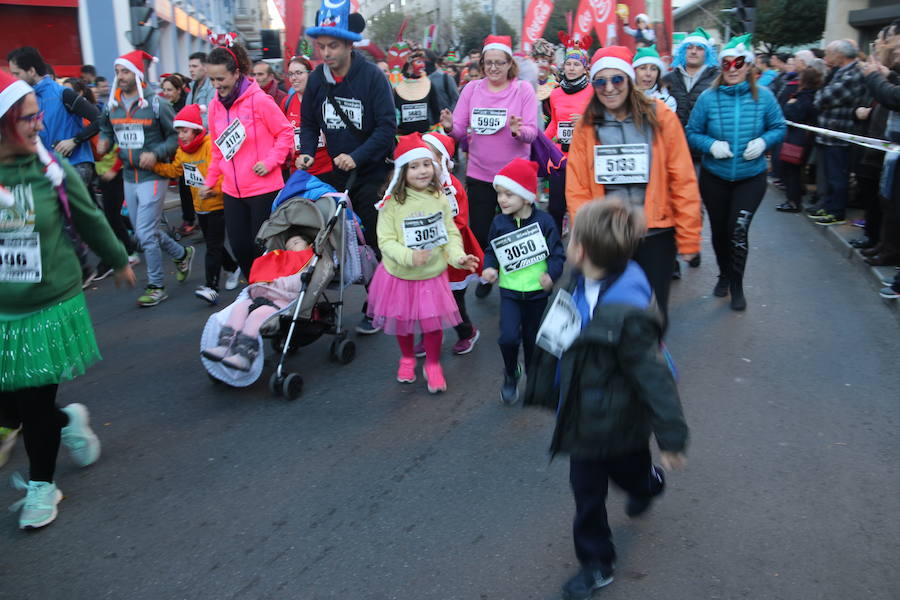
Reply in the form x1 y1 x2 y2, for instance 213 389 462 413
493 158 539 204
173 103 207 130
482 35 513 57
0 71 63 208
377 133 438 209
422 132 457 202
589 46 635 82
108 49 159 109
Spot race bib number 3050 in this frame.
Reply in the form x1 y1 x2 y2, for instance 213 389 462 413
594 143 649 184
490 222 549 273
471 108 508 135
215 119 247 162
403 212 449 250
0 232 41 283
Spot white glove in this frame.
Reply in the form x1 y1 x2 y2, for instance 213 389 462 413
709 140 733 160
743 137 766 161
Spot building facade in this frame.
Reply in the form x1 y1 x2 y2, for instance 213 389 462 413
824 0 900 47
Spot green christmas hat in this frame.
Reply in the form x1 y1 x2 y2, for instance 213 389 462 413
720 34 754 61
682 27 713 48
445 49 460 63
632 44 664 70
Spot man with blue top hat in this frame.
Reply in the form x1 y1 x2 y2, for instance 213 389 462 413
297 0 396 334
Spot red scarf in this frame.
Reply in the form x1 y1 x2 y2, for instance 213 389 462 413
179 129 207 154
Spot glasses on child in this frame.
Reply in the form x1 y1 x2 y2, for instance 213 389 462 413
17 111 44 126
592 75 627 89
721 57 746 71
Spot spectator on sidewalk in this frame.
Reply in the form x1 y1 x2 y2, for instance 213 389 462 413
185 52 215 124
253 62 287 107
807 40 869 226
775 67 821 212
662 27 719 129
80 64 97 85
755 54 778 87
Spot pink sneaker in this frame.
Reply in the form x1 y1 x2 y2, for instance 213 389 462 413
452 328 480 355
397 357 417 383
423 363 447 394
413 340 426 358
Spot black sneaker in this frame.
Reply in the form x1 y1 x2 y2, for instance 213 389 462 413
355 315 382 335
713 277 729 298
626 465 665 518
500 364 521 405
688 253 701 268
562 564 614 600
672 261 682 280
475 282 493 298
93 263 114 281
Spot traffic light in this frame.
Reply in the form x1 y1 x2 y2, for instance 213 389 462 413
734 0 756 34
126 0 158 51
261 30 282 60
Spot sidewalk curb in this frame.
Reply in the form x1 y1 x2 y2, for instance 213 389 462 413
781 185 900 322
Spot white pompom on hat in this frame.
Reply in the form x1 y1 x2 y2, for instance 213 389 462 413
493 158 539 204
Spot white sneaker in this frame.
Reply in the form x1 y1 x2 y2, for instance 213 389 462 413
10 473 62 530
194 285 219 305
128 253 141 266
0 426 20 468
60 404 100 467
224 268 241 291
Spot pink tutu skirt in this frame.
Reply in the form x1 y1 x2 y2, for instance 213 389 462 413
367 264 461 336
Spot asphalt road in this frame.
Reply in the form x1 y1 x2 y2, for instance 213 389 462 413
3 186 899 600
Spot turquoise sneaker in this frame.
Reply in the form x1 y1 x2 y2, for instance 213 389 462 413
10 473 62 530
61 404 101 467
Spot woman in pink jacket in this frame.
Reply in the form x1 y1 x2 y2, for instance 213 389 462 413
201 42 293 277
439 35 539 297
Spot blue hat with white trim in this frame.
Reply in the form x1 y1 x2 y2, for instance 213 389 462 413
306 0 365 42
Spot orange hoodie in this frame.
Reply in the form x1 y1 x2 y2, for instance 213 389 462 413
565 98 702 255
153 135 224 213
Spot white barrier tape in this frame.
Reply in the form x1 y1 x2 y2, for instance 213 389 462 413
786 120 900 153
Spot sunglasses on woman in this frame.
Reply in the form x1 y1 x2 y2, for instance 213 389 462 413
17 111 44 126
721 56 746 71
592 75 627 89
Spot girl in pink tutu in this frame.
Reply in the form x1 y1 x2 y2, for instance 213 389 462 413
370 133 480 393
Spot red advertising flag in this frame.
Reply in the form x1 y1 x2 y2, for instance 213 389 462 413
588 0 617 46
521 0 556 52
573 0 594 42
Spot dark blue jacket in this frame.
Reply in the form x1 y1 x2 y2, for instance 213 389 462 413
300 52 396 175
484 207 565 300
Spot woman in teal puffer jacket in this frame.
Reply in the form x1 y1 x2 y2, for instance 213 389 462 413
686 34 785 310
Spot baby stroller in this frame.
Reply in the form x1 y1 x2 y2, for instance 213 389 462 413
201 182 370 400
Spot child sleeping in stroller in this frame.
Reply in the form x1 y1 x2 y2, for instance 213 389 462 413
202 232 314 371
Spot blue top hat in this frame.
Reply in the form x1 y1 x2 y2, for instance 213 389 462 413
306 0 365 42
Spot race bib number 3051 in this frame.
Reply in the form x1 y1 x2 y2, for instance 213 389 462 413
471 108 508 135
215 119 247 162
594 143 649 184
403 212 449 250
0 232 41 283
490 222 549 273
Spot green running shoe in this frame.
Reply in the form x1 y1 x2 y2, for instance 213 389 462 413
138 286 168 307
174 245 195 283
10 473 62 530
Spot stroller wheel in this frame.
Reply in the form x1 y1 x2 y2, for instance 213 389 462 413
335 340 356 365
282 373 304 400
268 372 284 396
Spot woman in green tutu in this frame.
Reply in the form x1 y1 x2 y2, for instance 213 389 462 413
0 71 135 530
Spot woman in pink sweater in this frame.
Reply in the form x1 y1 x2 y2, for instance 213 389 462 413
440 35 538 297
544 35 594 234
201 42 293 277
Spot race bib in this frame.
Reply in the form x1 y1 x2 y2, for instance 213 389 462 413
401 103 428 124
0 232 41 283
593 143 650 184
403 212 449 250
557 122 574 144
182 162 206 188
215 118 247 162
535 290 581 358
471 108 507 135
443 186 459 217
114 124 144 150
293 127 302 152
317 132 326 149
490 222 549 274
323 97 363 130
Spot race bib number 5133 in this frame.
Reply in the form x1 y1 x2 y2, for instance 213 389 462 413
593 143 649 184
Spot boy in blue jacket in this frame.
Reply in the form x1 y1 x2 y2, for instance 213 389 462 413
482 158 565 404
524 198 688 600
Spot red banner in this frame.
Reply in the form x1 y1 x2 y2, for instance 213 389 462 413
521 0 556 52
588 0 617 46
573 0 594 43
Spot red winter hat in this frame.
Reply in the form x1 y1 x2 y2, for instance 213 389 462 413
589 46 635 82
493 158 539 204
0 69 33 123
422 132 454 164
173 104 207 130
483 35 513 57
109 49 159 109
378 133 437 208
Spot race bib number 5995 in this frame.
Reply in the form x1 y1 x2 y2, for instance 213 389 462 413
471 108 508 135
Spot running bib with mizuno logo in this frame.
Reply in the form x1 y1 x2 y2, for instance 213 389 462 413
593 144 649 184
215 118 247 162
490 222 549 273
471 108 507 135
401 103 428 124
0 232 41 283
557 122 574 144
403 212 449 250
114 123 144 150
182 162 205 188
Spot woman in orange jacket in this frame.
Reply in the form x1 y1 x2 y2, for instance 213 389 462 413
565 46 701 319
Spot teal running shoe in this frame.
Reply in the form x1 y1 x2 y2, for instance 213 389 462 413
61 403 101 467
10 473 62 530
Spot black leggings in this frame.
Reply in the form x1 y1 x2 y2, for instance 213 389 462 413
452 288 473 340
781 162 806 207
224 191 279 276
466 177 499 250
699 169 767 283
196 210 238 290
98 171 135 254
633 228 677 323
178 179 196 224
0 385 67 483
319 167 388 257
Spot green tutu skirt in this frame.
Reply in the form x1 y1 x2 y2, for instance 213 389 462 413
0 293 100 392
